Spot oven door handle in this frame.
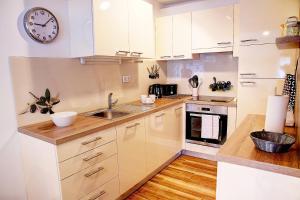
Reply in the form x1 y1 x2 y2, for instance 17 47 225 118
190 113 204 117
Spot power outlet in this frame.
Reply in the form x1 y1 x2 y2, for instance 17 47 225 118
122 75 130 83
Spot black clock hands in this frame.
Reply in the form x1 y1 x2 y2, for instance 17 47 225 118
34 17 54 27
34 23 44 26
43 17 54 27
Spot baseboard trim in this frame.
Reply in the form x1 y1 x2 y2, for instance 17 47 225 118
118 151 182 200
182 150 217 161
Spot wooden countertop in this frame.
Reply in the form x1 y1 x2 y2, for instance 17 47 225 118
18 98 187 145
217 115 300 178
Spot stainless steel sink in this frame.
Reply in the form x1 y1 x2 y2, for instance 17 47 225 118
84 109 130 120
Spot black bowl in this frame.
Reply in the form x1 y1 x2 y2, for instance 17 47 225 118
250 130 296 153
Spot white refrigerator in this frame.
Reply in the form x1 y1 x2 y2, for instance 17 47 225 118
237 43 297 125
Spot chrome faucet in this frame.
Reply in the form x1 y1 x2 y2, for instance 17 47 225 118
108 93 118 110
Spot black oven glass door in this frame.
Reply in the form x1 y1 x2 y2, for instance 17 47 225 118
186 112 227 145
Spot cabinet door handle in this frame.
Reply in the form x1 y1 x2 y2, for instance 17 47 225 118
130 52 143 57
217 42 232 45
240 39 258 43
116 51 129 56
88 190 106 200
173 55 185 58
84 167 104 177
240 73 256 76
81 137 102 145
126 123 140 129
155 113 165 118
240 81 256 85
160 56 171 59
82 152 103 161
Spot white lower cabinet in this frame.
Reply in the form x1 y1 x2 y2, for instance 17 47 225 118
61 155 118 200
20 105 184 200
145 105 183 174
80 177 120 200
116 118 147 194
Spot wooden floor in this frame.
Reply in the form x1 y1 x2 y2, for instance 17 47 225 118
126 155 217 200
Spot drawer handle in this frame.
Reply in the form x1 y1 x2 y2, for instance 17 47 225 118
84 167 104 177
240 39 258 43
155 113 165 118
81 137 102 145
217 42 231 45
126 123 140 129
82 152 103 161
173 55 185 58
88 190 106 200
160 56 171 59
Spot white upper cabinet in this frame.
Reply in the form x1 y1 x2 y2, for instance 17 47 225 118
129 0 155 58
239 44 297 79
173 13 192 59
156 13 192 60
93 0 130 56
69 0 155 58
240 0 299 45
156 16 173 60
192 5 234 53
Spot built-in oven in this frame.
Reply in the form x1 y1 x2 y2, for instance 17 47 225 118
186 103 228 147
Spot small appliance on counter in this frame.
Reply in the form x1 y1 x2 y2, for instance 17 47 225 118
148 84 178 98
161 84 178 96
148 84 163 98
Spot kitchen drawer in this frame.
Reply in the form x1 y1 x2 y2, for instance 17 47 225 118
59 141 117 180
57 128 116 162
61 155 118 200
80 177 119 200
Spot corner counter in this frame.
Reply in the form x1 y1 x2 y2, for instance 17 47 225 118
217 114 300 177
216 114 300 200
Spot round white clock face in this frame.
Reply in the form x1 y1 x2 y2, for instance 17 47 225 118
23 7 59 44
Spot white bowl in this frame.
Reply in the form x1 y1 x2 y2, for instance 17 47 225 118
142 97 155 104
51 112 77 127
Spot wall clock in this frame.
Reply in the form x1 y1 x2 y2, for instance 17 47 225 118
23 7 59 44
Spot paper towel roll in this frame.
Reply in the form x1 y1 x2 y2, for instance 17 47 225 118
265 95 289 133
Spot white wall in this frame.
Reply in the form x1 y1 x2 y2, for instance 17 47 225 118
0 1 165 199
167 52 238 97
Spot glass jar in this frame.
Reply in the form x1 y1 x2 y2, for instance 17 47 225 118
286 16 299 36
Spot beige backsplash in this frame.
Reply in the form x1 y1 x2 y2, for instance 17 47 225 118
167 52 238 97
10 57 167 126
11 52 238 126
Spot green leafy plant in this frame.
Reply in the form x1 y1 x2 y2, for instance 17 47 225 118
20 88 60 115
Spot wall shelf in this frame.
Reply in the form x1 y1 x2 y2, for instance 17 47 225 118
276 36 300 49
